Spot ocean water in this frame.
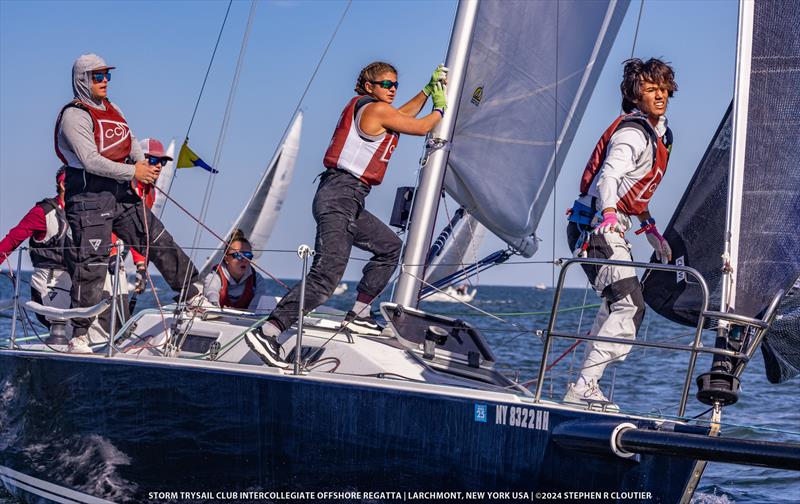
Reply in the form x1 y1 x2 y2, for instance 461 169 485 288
1 273 798 503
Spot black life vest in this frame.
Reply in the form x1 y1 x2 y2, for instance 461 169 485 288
29 197 70 270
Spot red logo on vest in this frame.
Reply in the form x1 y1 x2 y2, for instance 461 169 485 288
97 120 130 153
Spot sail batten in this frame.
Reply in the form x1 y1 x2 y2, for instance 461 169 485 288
443 0 629 256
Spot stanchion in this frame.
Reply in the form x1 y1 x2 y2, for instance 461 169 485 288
9 249 24 349
108 240 124 357
294 244 314 375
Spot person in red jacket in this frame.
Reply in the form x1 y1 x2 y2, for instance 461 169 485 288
0 168 72 332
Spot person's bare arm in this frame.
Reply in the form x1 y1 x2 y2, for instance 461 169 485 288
397 91 428 117
361 102 442 136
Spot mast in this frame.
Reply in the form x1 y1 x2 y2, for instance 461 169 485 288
719 0 754 315
392 0 480 308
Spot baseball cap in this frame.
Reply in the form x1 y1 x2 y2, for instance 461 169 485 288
139 138 173 161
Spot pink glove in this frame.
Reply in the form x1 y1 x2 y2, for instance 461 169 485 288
594 211 622 235
637 222 672 263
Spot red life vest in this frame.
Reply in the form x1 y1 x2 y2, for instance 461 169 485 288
54 98 132 165
215 265 256 309
579 114 673 216
323 96 400 186
132 181 156 208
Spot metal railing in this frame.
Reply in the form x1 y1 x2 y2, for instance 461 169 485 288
532 257 776 416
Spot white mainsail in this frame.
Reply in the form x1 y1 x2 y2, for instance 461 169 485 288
443 0 629 256
200 112 303 276
151 139 176 220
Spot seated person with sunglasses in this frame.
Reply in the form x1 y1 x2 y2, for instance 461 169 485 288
203 230 273 311
245 61 448 368
55 54 204 347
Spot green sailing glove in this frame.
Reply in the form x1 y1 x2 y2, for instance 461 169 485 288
423 64 449 96
431 82 447 115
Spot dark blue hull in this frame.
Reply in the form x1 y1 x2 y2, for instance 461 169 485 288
0 352 702 503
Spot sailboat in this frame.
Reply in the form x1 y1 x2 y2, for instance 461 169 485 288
1 1 798 503
199 112 303 277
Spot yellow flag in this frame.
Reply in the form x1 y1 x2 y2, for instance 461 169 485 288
177 141 217 173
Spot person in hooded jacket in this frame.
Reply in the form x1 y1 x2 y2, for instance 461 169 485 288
54 53 204 349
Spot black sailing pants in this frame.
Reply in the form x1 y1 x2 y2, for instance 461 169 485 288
64 168 200 336
269 169 402 331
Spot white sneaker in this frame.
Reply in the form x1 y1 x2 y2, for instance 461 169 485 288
563 378 619 412
244 329 289 369
67 335 93 354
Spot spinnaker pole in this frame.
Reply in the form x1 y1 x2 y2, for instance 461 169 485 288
392 0 479 309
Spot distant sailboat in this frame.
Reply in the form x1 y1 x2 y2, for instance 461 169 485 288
333 282 348 295
200 112 303 276
422 285 477 303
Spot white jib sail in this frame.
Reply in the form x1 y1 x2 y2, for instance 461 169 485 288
200 112 303 276
425 212 487 286
151 139 176 220
443 0 629 257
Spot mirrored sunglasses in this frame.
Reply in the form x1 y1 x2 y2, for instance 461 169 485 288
227 251 254 261
91 71 111 83
370 80 399 90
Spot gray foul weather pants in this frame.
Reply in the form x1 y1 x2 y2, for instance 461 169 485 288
64 168 200 337
268 169 402 331
567 221 645 382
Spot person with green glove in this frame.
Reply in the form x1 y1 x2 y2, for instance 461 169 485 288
245 61 448 367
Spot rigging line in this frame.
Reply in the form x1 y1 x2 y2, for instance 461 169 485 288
272 0 352 150
185 0 234 141
156 187 290 290
408 270 537 338
186 0 258 294
628 0 645 60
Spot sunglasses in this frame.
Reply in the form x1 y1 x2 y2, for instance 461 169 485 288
147 156 169 166
369 80 399 90
227 251 254 261
91 71 111 83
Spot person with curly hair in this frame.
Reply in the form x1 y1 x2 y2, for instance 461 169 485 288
564 58 678 410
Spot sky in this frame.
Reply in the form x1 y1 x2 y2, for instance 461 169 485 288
0 0 739 289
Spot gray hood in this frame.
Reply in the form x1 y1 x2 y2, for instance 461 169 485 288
72 53 115 109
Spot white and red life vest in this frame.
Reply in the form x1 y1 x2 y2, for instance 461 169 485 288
215 265 256 309
54 98 132 165
323 96 399 186
579 114 673 216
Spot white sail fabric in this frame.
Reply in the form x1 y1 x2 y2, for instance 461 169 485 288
200 112 303 276
444 0 629 256
425 212 486 286
151 139 176 220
